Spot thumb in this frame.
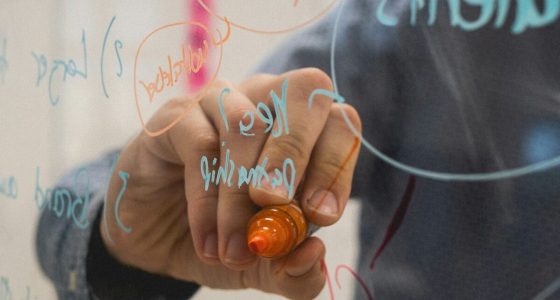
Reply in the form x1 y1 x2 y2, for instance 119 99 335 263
260 237 327 299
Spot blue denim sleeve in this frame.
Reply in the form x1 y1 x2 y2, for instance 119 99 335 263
35 150 118 299
35 150 199 299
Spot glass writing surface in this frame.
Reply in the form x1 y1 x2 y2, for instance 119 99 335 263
1 0 559 299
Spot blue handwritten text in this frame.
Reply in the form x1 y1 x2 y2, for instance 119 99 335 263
200 145 296 198
377 0 560 34
0 37 7 84
219 78 290 137
0 175 17 199
101 16 124 98
0 276 37 300
32 30 88 105
34 166 90 229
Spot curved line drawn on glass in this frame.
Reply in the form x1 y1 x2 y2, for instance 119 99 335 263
532 275 560 300
196 0 339 34
369 176 416 270
133 19 230 137
102 153 133 244
322 260 374 300
330 0 560 182
0 37 7 84
101 16 124 98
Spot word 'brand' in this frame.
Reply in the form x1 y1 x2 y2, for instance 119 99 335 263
35 167 90 229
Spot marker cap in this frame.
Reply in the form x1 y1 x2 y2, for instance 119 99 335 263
247 202 308 258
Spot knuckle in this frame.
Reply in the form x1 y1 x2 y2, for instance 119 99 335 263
293 68 333 91
245 73 275 84
269 132 309 163
225 108 253 134
189 192 217 207
191 131 219 153
302 280 325 300
210 78 234 90
163 97 188 110
249 114 268 133
316 154 346 183
331 103 362 133
290 68 334 111
280 271 325 300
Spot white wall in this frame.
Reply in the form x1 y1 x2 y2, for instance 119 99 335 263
0 1 359 299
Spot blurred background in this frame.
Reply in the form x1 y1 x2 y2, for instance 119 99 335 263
0 1 361 299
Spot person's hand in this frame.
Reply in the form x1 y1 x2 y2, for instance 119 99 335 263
101 68 362 299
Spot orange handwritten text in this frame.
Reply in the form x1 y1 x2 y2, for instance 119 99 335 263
134 20 229 137
139 41 208 103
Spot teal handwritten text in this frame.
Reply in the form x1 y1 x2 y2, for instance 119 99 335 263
101 16 124 98
0 37 7 84
0 175 17 199
219 78 290 137
32 30 88 105
34 167 90 229
200 146 296 198
377 0 560 34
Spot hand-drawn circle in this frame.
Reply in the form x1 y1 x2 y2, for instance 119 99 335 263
197 0 339 34
329 0 560 181
133 21 224 137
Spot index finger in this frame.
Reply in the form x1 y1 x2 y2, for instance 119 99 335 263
242 68 335 206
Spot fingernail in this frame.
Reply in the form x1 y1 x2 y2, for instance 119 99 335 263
286 256 317 277
259 171 289 199
307 190 339 217
203 233 218 259
225 233 254 264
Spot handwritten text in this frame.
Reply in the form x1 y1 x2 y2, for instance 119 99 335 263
0 175 17 199
100 16 124 98
34 167 90 229
219 79 290 138
0 37 7 84
377 0 560 34
139 41 208 102
201 146 296 197
32 30 88 106
0 276 36 300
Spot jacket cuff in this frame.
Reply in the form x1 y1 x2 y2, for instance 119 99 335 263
86 205 200 300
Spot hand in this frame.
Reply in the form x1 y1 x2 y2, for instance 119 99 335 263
101 68 362 299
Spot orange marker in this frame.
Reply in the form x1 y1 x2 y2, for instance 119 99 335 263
246 201 308 259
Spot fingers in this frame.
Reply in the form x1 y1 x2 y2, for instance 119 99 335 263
241 69 362 226
301 104 362 226
166 103 222 265
245 68 335 207
200 81 269 269
265 237 327 300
